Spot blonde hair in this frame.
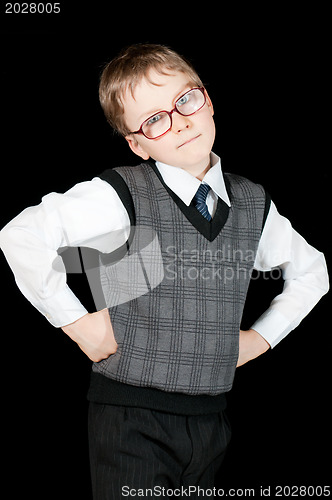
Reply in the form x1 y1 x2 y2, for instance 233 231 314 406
99 44 203 136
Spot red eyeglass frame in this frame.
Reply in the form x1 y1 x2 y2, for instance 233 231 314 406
129 87 206 139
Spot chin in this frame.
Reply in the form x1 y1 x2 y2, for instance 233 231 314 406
181 147 212 166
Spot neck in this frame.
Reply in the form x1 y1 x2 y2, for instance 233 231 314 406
196 162 211 181
182 158 211 181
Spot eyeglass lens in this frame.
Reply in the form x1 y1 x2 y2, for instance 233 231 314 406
142 88 205 139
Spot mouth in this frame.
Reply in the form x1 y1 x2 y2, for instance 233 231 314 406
178 134 201 148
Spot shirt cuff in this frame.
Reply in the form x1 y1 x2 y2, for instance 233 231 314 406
36 286 89 327
251 309 294 349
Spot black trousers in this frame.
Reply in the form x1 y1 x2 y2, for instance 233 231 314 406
88 402 232 499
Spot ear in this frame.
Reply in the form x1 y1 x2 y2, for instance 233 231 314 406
125 135 150 160
204 90 214 116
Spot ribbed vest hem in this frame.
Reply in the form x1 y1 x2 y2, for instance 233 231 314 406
87 372 227 415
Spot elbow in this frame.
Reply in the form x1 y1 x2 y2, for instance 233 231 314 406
315 254 330 298
0 223 24 256
321 254 330 295
0 224 14 253
322 273 330 296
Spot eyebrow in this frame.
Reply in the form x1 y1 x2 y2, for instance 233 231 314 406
137 82 194 123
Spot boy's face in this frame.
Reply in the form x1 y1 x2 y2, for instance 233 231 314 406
123 70 216 177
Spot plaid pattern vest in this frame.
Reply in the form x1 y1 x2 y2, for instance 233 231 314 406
92 161 267 396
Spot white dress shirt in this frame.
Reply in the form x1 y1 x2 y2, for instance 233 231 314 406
0 153 329 348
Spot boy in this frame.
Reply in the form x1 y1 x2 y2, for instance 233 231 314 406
0 44 329 498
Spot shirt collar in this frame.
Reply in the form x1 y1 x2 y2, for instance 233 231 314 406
155 152 231 207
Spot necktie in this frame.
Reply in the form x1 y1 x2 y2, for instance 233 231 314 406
193 183 212 221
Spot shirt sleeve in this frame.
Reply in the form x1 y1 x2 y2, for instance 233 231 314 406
251 201 329 348
0 177 130 327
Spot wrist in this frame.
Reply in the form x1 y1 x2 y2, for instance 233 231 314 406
250 328 271 354
61 312 90 340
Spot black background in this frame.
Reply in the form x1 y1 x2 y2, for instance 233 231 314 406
1 4 330 498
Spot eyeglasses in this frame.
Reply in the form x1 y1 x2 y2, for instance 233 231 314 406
129 87 206 140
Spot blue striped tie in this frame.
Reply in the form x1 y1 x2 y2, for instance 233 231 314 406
193 183 212 221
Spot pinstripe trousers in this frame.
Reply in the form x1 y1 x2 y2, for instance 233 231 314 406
88 402 232 499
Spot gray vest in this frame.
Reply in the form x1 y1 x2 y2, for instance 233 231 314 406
92 162 267 396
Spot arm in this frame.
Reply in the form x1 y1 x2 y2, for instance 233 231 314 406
237 201 329 366
0 177 130 358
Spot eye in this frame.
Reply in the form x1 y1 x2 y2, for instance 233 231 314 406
177 94 190 107
147 114 162 126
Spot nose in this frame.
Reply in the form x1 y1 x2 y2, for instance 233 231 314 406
171 111 191 133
